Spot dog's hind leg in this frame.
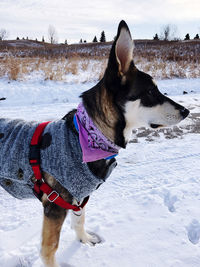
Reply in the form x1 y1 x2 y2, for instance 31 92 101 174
71 207 102 246
41 205 67 267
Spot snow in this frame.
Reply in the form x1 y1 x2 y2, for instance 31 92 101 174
0 78 200 267
157 78 200 96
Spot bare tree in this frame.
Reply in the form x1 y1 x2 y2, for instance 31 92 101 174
0 28 9 41
48 25 58 44
160 24 178 41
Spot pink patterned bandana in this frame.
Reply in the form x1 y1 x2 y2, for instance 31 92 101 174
75 103 121 162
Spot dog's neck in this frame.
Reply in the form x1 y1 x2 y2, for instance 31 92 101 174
81 84 121 146
75 102 121 162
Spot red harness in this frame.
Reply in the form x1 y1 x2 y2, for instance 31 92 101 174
29 121 89 212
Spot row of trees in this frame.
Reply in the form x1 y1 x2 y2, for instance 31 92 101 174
1 24 200 43
153 32 199 41
0 25 58 43
9 26 106 44
153 24 199 41
79 31 106 44
7 26 107 44
47 26 107 44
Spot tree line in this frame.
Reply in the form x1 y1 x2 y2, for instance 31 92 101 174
0 25 107 44
153 32 199 41
0 24 199 43
153 24 199 41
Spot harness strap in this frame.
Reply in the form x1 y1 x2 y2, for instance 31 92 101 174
29 121 89 212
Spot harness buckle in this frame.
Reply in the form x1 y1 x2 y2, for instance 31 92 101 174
72 207 83 216
47 190 59 203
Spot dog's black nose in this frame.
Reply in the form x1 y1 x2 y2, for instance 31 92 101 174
180 108 189 119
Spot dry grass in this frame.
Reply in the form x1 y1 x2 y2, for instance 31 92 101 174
0 56 20 80
132 40 200 79
0 39 199 81
134 56 200 79
0 55 107 82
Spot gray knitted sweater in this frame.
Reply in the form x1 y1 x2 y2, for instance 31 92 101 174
0 119 104 201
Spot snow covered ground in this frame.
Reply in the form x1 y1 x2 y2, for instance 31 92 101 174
0 78 200 267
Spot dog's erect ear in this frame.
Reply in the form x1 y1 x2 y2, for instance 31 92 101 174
115 20 134 74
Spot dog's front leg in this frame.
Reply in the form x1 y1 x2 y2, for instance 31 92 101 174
71 206 101 246
41 205 67 267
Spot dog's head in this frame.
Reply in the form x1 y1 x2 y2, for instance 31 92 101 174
103 20 189 145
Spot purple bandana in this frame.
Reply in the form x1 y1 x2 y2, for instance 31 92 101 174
75 103 121 162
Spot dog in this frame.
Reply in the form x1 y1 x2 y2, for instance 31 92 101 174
0 20 189 267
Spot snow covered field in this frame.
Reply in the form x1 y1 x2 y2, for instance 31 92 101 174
0 78 200 267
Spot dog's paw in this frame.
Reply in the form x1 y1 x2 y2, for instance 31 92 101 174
79 231 102 246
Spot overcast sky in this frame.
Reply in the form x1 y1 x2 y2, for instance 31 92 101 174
0 0 200 43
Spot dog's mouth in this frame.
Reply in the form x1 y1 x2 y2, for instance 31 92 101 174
150 123 164 129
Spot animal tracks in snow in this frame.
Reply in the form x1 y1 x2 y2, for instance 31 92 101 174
163 191 178 213
186 219 200 245
161 191 200 246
